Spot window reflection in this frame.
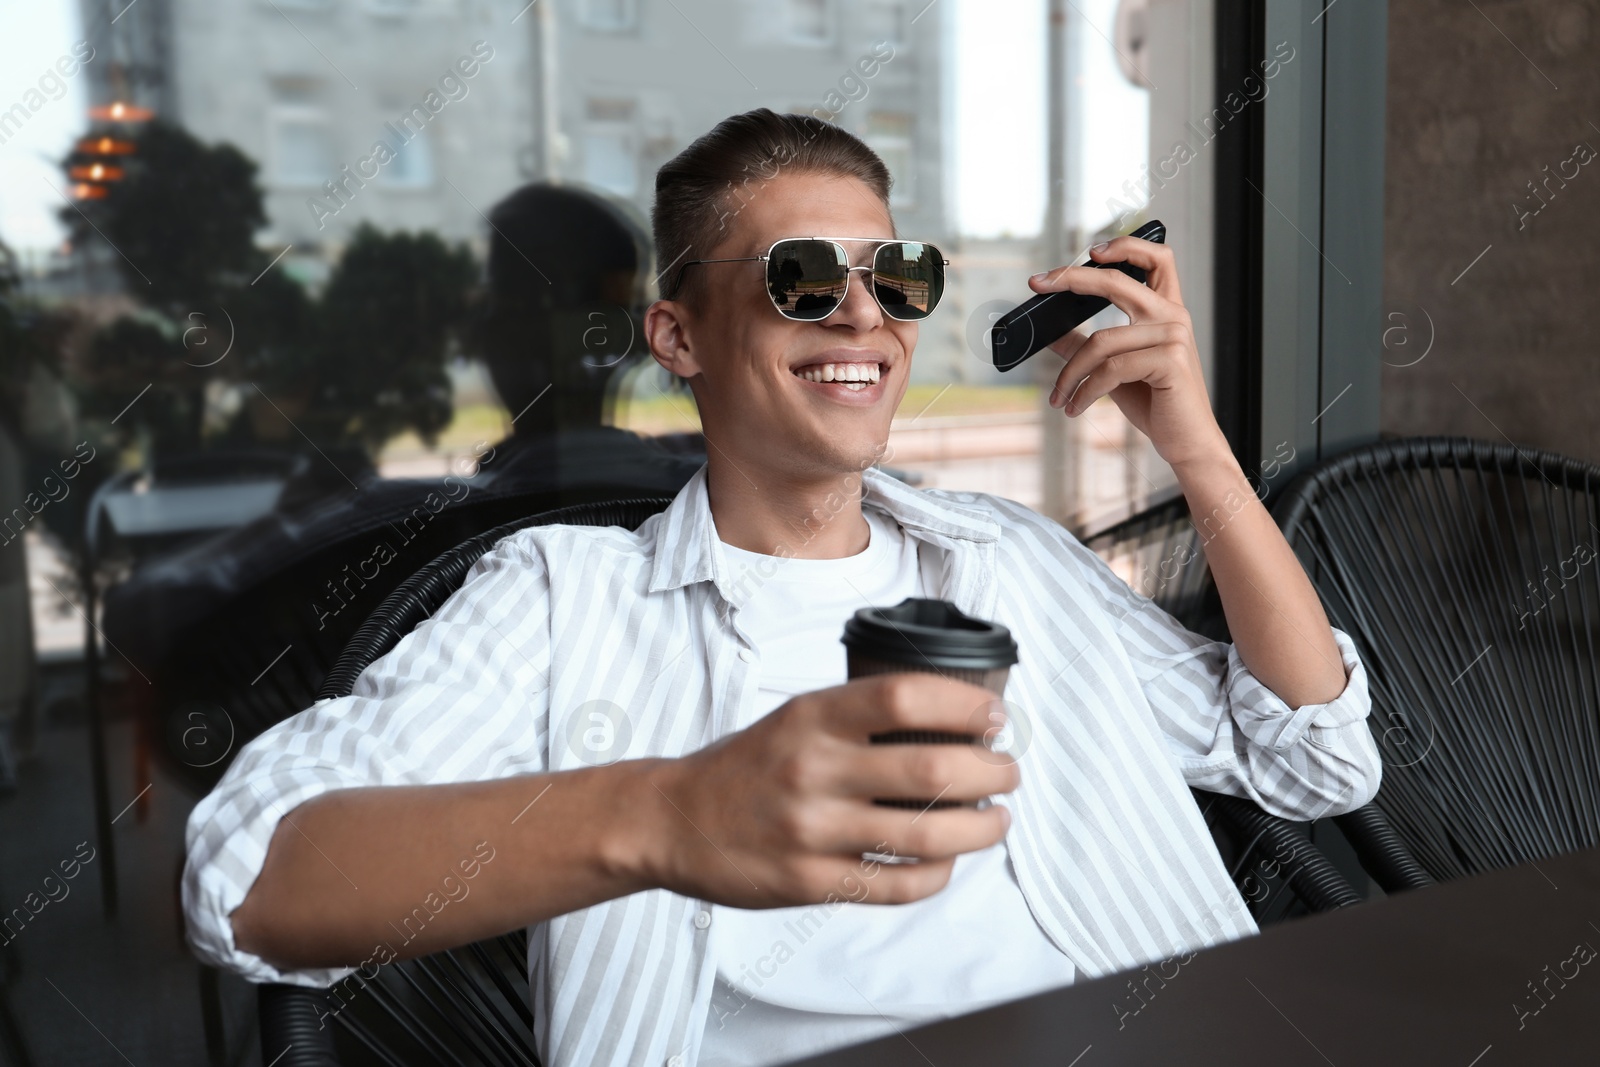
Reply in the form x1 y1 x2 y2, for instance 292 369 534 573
0 4 1230 1056
0 0 1216 729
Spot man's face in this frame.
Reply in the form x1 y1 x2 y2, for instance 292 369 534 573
648 171 917 480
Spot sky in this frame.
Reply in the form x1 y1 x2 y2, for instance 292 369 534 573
0 0 1150 255
0 0 90 256
951 0 1150 239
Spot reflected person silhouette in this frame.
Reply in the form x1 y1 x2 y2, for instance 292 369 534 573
471 181 707 484
102 182 704 789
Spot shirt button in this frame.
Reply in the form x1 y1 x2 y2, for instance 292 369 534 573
694 910 712 930
667 1056 685 1067
738 647 756 663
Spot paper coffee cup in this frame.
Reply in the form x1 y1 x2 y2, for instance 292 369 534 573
842 598 1019 810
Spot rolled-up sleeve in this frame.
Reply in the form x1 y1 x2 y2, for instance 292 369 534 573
1175 626 1381 820
181 537 553 986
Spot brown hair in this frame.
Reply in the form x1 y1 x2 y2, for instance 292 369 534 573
651 108 893 310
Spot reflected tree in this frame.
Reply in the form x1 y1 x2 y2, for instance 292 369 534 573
56 123 477 485
294 223 474 456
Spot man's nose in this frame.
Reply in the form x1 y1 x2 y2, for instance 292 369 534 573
828 265 884 330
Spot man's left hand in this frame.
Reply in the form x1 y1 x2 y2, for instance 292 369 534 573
1030 236 1230 470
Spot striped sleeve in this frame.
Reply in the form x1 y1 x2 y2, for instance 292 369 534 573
181 537 554 985
1045 513 1382 821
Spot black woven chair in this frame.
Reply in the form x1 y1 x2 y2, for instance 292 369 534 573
1274 436 1600 888
1084 496 1363 921
139 482 684 796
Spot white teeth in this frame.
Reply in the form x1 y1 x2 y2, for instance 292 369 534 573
794 362 881 384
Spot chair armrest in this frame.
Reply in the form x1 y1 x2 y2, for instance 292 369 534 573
1332 802 1436 894
1198 790 1365 913
259 983 341 1067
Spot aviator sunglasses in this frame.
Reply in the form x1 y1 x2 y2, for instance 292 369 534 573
671 237 950 322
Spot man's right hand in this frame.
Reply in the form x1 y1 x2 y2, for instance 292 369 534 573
230 673 1018 972
629 672 1020 910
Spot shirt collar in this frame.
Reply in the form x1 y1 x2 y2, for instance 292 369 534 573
648 461 1000 600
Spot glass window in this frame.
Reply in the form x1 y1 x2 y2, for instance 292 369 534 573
268 110 332 187
362 0 417 17
582 130 638 196
860 0 906 49
170 0 1215 532
786 0 833 44
580 0 638 31
266 78 330 188
582 97 638 196
6 0 1227 510
0 6 1243 1050
377 128 434 187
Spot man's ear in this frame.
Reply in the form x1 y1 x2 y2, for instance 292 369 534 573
644 299 705 381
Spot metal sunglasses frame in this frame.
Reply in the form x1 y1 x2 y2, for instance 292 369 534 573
669 236 951 321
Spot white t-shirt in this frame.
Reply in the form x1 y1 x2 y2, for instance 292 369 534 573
699 508 1076 1067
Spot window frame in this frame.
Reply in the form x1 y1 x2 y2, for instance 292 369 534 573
1210 0 1387 490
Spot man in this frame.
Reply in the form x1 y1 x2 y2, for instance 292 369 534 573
184 109 1379 1067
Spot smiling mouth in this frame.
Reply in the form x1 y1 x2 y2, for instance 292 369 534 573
791 362 884 391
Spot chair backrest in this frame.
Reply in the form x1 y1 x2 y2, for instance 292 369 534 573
319 496 674 698
150 486 675 794
1083 490 1228 641
1274 436 1600 881
261 496 672 1067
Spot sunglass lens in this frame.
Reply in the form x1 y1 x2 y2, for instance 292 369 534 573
873 242 945 321
768 240 849 321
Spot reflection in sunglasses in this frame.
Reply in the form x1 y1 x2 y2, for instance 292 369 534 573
764 239 945 322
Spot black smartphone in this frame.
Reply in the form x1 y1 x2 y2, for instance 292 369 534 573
987 219 1166 372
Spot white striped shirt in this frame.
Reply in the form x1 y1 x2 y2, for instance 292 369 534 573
182 462 1380 1067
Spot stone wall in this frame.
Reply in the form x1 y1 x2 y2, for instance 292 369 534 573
1382 0 1600 464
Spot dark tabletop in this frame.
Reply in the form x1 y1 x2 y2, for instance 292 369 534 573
793 846 1600 1066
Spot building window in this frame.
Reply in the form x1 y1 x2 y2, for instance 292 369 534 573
270 115 332 186
268 81 331 187
865 111 914 206
579 0 637 31
860 0 905 49
786 0 833 45
378 129 434 188
582 97 638 197
361 0 417 17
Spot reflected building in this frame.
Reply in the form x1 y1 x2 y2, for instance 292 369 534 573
76 0 535 282
541 0 962 381
75 0 964 385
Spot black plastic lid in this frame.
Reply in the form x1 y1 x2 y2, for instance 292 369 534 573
841 597 1019 670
